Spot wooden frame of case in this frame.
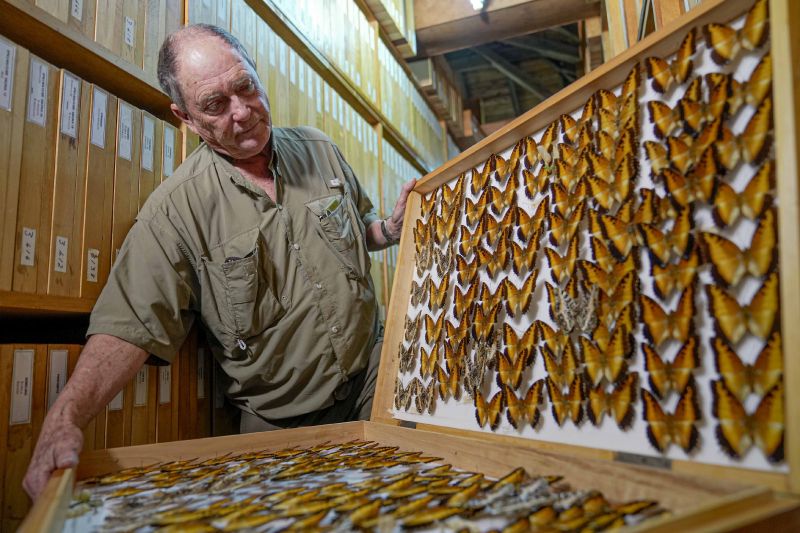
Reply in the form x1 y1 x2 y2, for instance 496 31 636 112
20 0 800 530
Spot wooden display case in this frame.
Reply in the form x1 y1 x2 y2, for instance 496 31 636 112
20 0 800 530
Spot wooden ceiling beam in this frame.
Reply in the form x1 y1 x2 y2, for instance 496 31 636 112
502 36 580 64
472 46 548 101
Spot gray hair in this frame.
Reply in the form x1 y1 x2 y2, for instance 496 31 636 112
157 24 257 112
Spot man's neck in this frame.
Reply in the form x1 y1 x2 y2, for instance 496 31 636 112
232 143 276 200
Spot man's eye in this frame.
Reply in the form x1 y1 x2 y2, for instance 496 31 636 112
205 101 223 113
239 80 255 93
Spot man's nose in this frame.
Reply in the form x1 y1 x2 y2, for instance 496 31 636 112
230 96 251 122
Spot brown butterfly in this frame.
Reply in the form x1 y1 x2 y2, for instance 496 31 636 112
543 343 580 391
474 389 505 430
647 100 683 140
496 349 532 391
535 320 571 358
414 378 437 415
712 379 783 463
592 129 638 181
642 336 699 400
433 208 459 245
488 184 517 218
505 381 545 430
703 0 769 65
597 212 639 260
519 198 550 243
436 362 461 402
587 372 638 430
641 382 701 453
701 208 776 287
651 248 699 300
485 208 515 247
712 160 773 228
545 234 579 284
404 312 421 344
639 206 695 267
580 254 637 297
728 52 772 110
464 188 489 227
398 341 415 373
477 236 510 278
479 282 504 313
598 273 638 328
549 201 585 249
428 277 449 312
453 284 476 319
548 375 585 427
707 271 779 344
713 332 782 402
510 234 540 276
644 141 670 179
445 321 470 352
586 155 637 211
581 325 632 387
522 167 548 201
503 323 537 365
435 242 455 278
589 236 616 274
425 312 446 345
455 254 478 288
640 285 695 347
662 147 719 208
645 28 696 93
459 216 486 257
470 167 490 197
395 378 418 411
420 345 439 380
420 192 437 222
597 90 639 137
714 97 773 170
504 275 537 317
472 303 501 343
551 179 588 218
666 121 721 176
410 276 430 307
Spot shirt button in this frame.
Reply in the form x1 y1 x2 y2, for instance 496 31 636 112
331 326 339 333
315 282 322 289
293 243 300 250
277 204 283 210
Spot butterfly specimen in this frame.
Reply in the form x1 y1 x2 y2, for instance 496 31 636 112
455 255 478 289
701 209 776 287
712 160 773 228
714 97 773 170
503 323 537 366
665 119 721 176
535 320 571 357
586 156 637 212
641 383 701 453
651 249 700 300
587 372 638 429
551 179 588 219
420 345 439 379
504 381 545 430
510 236 539 277
647 100 685 139
707 271 779 344
597 212 640 260
459 216 486 257
398 342 415 373
443 339 467 373
639 206 695 267
642 336 700 400
394 378 417 411
420 192 437 221
645 28 696 93
522 167 549 200
478 240 511 279
453 284 476 320
488 184 517 218
644 141 670 179
724 52 772 111
545 234 579 284
547 281 600 334
445 318 471 346
470 167 490 197
428 277 449 312
580 253 637 297
496 349 532 390
543 343 580 391
410 276 429 307
580 325 632 387
714 332 782 402
703 0 769 65
435 242 455 278
504 275 537 317
712 379 783 463
404 312 421 344
549 201 585 249
640 285 695 347
548 375 585 427
413 378 437 415
465 188 489 227
662 147 719 208
433 207 459 245
597 274 637 328
437 363 461 402
484 207 515 247
442 174 465 213
591 129 638 179
473 303 501 343
425 312 446 345
474 389 505 430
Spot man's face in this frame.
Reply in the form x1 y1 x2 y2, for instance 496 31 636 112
172 37 271 160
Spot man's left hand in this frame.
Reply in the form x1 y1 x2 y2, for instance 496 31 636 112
385 178 417 242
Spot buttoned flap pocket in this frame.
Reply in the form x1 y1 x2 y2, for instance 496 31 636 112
306 193 356 254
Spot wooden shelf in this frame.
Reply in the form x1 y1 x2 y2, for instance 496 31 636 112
0 0 175 123
0 290 95 317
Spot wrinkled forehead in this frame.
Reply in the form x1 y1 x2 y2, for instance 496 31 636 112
174 34 250 84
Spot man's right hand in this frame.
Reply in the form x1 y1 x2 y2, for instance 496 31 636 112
23 408 84 500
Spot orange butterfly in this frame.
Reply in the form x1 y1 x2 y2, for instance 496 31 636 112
459 216 485 257
510 234 540 276
424 312 446 345
485 208 515 246
455 255 478 288
701 208 776 287
477 238 510 278
703 0 769 65
464 188 489 227
535 320 571 358
592 129 638 179
445 319 470 348
551 179 588 218
642 336 699 400
434 208 459 245
515 206 543 244
479 281 504 313
395 378 418 411
443 173 465 209
428 277 449 312
641 383 701 453
542 342 580 391
662 148 718 208
472 303 500 343
507 139 527 175
714 332 782 402
640 285 695 347
474 389 505 430
712 160 773 228
580 254 637 296
420 192 437 222
647 100 683 140
482 153 507 181
645 28 696 93
574 122 595 153
549 201 585 249
644 141 669 179
598 273 638 328
496 349 532 390
470 167 490 197
545 234 579 285
503 323 537 364
597 212 639 260
522 136 539 170
538 121 559 155
703 73 741 121
587 372 638 429
731 52 772 109
682 75 703 102
666 120 721 176
487 185 517 218
707 271 779 344
639 206 695 267
548 375 585 427
437 362 461 402
442 339 465 373
586 156 637 212
591 304 635 353
712 379 783 463
505 381 545 429
589 236 616 273
651 248 699 300
522 168 549 200
453 283 476 321
581 325 632 387
504 275 537 317
560 114 580 145
597 91 639 137
419 344 439 379
714 97 773 170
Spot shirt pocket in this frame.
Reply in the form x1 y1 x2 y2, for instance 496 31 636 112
306 193 356 254
200 228 285 352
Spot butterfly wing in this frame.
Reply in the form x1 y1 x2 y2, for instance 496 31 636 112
712 380 750 458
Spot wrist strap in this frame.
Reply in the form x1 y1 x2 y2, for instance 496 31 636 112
381 219 399 245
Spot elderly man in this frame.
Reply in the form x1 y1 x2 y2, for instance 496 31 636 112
24 24 415 499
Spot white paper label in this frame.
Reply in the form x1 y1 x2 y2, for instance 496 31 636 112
47 349 69 411
20 227 36 267
159 365 171 404
60 73 80 139
124 17 136 48
86 248 99 282
0 40 15 111
71 0 83 20
141 116 155 171
27 59 48 126
134 368 148 406
10 349 34 425
108 390 123 411
197 348 206 400
118 103 132 161
163 126 175 177
54 236 68 273
90 88 108 148
213 365 224 409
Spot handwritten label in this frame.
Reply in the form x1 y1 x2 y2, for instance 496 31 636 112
134 368 148 406
0 39 15 111
90 88 108 148
124 17 135 48
27 59 48 126
71 0 83 21
197 348 206 400
20 227 35 267
141 115 155 171
47 349 69 411
163 126 175 177
86 248 99 282
108 390 123 411
10 349 34 425
54 236 68 273
60 72 81 139
159 365 171 404
118 103 132 161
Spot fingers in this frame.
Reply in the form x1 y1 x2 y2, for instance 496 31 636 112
391 178 417 225
23 423 83 500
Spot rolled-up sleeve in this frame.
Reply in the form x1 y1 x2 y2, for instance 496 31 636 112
87 212 197 363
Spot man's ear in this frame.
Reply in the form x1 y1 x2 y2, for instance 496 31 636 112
170 103 199 135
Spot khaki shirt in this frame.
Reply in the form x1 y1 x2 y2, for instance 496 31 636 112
88 126 381 419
